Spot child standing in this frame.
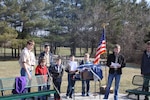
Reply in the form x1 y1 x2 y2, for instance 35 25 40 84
49 57 64 100
35 58 48 100
80 53 92 96
65 55 78 99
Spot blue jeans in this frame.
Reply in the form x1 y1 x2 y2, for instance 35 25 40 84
104 72 121 100
20 68 32 100
66 74 75 98
20 68 32 92
82 80 90 95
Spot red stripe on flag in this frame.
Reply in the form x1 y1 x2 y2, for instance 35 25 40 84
94 28 106 64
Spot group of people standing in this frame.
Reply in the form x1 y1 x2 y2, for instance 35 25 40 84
18 39 150 100
18 40 93 100
19 40 63 100
65 53 92 99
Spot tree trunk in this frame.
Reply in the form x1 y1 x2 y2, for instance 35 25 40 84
90 44 95 57
53 42 57 55
40 44 42 53
85 34 89 53
15 49 17 58
80 47 82 56
4 43 6 58
70 42 76 56
11 48 13 58
18 46 20 58
90 40 96 57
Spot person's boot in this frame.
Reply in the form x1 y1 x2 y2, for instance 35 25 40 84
144 96 149 100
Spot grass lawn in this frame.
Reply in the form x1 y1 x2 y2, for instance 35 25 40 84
0 60 141 94
0 47 93 57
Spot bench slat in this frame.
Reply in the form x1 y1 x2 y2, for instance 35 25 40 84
0 75 51 91
132 75 150 86
0 75 56 100
0 78 15 91
126 75 150 100
0 90 56 100
126 89 150 95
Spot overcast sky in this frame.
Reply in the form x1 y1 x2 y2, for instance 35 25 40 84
136 0 150 3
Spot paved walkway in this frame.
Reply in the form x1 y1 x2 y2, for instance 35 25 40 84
60 93 129 100
47 93 144 100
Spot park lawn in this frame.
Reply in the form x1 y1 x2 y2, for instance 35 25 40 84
0 47 92 57
0 61 140 94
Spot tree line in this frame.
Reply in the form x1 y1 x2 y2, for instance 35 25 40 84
0 0 150 62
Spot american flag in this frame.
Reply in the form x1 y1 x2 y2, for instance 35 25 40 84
94 28 106 64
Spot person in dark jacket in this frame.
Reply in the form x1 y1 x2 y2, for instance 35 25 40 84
104 44 126 100
39 44 53 67
141 41 150 100
49 57 63 100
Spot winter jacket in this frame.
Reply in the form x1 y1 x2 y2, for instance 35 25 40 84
107 52 126 74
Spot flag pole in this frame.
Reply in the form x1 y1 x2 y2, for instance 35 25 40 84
101 23 107 85
94 22 108 94
100 23 110 94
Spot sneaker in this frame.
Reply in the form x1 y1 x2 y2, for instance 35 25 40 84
65 96 69 99
86 93 89 96
144 98 149 100
103 98 108 100
69 96 72 99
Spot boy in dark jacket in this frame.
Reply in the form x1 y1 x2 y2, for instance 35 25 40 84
49 57 63 100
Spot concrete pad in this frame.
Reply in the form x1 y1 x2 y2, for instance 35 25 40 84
48 93 133 100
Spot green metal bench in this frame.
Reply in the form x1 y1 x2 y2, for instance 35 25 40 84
0 75 56 100
0 90 56 100
126 75 150 100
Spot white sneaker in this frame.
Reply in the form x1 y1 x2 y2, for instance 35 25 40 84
65 96 69 99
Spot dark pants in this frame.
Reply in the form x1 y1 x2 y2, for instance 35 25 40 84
53 79 61 99
47 74 51 90
66 74 76 98
143 75 150 100
38 85 47 100
82 80 90 95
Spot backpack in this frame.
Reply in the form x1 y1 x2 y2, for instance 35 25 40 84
12 76 27 94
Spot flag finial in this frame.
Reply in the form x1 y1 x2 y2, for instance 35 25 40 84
102 23 106 29
102 23 109 29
